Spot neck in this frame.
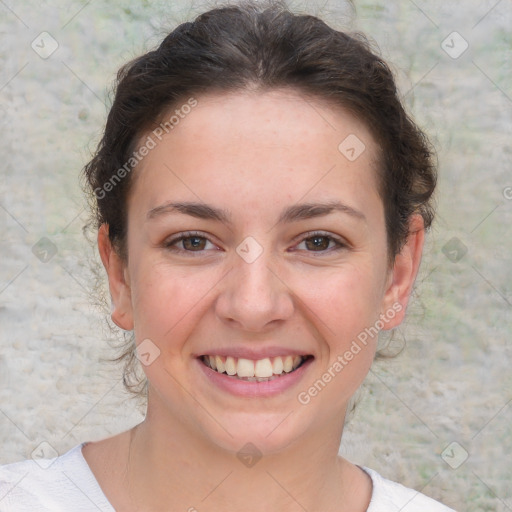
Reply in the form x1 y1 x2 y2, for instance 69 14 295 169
120 395 371 511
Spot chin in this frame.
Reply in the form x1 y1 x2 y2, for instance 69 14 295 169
199 409 316 459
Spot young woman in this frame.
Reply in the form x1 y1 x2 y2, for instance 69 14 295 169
0 1 456 510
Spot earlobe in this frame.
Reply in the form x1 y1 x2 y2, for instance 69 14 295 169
381 215 425 330
97 224 134 331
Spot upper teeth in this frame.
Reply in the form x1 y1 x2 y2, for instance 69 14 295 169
204 355 305 378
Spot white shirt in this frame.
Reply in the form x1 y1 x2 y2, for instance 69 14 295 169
0 443 456 511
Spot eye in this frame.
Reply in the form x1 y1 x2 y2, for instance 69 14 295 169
293 231 347 253
163 231 218 254
162 230 347 256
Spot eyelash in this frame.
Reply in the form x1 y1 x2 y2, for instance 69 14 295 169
162 230 348 256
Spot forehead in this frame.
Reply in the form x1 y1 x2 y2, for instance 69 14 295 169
130 89 381 222
161 89 378 159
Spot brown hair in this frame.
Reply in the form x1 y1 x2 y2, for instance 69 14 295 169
83 0 436 397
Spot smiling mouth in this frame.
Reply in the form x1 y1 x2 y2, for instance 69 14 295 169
199 354 313 382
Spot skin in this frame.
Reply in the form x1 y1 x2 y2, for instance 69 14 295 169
84 88 425 511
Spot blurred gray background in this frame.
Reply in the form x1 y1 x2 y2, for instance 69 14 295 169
0 1 511 510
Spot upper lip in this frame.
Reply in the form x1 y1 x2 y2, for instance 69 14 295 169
194 346 314 360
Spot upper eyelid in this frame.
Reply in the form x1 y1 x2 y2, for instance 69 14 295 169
295 230 345 243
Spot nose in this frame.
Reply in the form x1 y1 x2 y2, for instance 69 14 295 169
215 250 295 332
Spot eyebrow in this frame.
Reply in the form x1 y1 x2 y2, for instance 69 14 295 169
146 200 366 224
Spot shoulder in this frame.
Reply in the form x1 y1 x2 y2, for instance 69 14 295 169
0 443 113 512
361 466 457 512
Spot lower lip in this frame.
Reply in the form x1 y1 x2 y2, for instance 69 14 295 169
196 357 314 398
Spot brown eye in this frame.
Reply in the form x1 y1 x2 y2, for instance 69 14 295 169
182 235 207 251
305 235 331 251
294 232 347 253
163 232 217 254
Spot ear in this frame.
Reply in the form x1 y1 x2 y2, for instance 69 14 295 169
380 214 425 329
97 224 134 331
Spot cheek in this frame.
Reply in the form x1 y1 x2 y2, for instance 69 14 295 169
292 264 383 415
129 260 221 345
304 262 384 337
299 263 382 377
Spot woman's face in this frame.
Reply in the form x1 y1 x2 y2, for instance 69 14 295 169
104 89 419 454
